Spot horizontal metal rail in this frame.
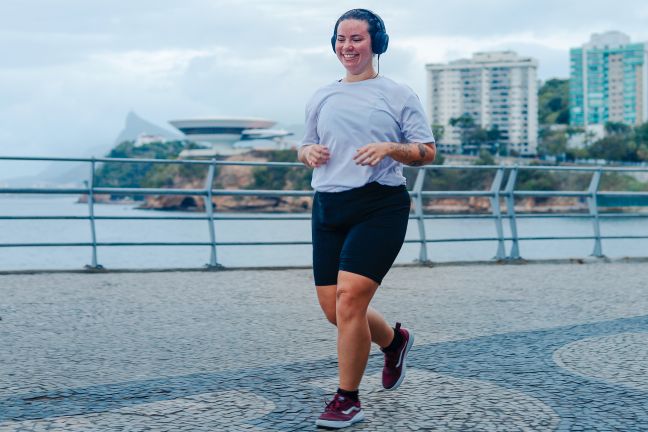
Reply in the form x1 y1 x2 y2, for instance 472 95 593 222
1 155 648 268
4 212 647 222
4 234 648 249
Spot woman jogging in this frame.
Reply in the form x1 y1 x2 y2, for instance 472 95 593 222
297 9 436 429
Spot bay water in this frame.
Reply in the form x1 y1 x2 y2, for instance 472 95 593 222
0 196 646 271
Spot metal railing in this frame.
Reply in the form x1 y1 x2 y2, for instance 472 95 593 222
1 155 648 269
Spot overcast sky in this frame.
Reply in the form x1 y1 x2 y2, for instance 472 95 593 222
2 0 648 179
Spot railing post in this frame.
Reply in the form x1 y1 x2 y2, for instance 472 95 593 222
85 157 103 269
412 168 429 263
490 168 506 260
505 167 521 259
587 169 603 257
204 159 222 269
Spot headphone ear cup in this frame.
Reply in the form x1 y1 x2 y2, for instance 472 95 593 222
372 32 389 55
331 35 337 53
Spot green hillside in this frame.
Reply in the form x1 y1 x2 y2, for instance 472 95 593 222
539 78 569 125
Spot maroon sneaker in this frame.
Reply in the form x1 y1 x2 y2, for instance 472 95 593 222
382 322 414 390
315 393 364 429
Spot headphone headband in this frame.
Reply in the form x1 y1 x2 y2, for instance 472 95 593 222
331 9 389 55
355 8 385 33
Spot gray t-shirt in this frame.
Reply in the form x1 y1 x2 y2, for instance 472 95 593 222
299 76 435 192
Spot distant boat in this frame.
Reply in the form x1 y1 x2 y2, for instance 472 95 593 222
169 117 292 157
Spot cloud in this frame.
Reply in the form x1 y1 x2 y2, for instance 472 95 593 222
392 0 648 39
179 45 341 120
89 49 213 83
0 51 210 157
2 0 648 181
395 32 583 80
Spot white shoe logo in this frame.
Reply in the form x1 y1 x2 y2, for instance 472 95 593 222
342 406 360 415
395 348 406 368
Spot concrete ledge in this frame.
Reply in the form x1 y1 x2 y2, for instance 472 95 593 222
1 255 647 275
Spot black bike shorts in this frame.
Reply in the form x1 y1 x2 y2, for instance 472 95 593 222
311 181 411 286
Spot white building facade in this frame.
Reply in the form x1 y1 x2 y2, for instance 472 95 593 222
426 51 538 155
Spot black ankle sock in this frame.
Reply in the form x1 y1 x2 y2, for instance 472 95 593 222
383 325 404 352
337 387 359 402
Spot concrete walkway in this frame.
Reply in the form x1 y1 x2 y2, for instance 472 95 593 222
1 262 648 431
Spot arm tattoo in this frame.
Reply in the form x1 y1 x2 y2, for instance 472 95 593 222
405 143 427 166
389 142 432 166
390 143 408 160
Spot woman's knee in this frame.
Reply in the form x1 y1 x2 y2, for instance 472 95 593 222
336 284 371 322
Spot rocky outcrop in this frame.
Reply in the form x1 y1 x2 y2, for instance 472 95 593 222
140 194 312 213
92 151 593 214
139 153 312 213
425 196 588 213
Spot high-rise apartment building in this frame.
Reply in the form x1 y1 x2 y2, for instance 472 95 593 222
426 51 538 155
570 31 648 128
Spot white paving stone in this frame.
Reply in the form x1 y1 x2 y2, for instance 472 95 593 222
553 332 648 391
309 369 560 431
2 262 648 430
0 390 273 431
2 262 648 397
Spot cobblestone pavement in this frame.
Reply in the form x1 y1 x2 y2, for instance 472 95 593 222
1 262 648 431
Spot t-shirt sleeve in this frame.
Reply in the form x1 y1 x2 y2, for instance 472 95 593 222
400 92 435 144
298 96 320 148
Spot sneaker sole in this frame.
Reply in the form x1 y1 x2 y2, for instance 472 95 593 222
315 410 365 429
384 329 414 391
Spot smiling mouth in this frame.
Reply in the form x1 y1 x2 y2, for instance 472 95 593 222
342 54 359 60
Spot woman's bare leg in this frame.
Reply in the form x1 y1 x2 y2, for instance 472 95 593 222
335 270 385 391
316 286 394 348
366 307 395 348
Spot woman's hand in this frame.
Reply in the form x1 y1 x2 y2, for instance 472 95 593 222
353 142 391 167
299 144 330 168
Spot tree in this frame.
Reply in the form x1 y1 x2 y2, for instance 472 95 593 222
449 113 475 129
538 79 569 125
431 124 445 142
475 149 495 165
487 125 501 143
575 121 648 162
633 122 648 146
449 114 500 155
249 150 311 191
95 140 194 193
449 113 476 147
588 135 637 162
637 144 648 161
538 127 568 157
605 121 632 136
450 113 477 154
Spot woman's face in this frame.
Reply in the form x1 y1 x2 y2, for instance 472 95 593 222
334 19 374 76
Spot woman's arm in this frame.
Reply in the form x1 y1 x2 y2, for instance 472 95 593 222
353 142 436 167
386 142 436 166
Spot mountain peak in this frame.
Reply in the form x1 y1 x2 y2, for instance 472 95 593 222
114 111 182 145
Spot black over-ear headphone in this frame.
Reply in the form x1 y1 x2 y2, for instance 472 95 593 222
331 9 389 55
